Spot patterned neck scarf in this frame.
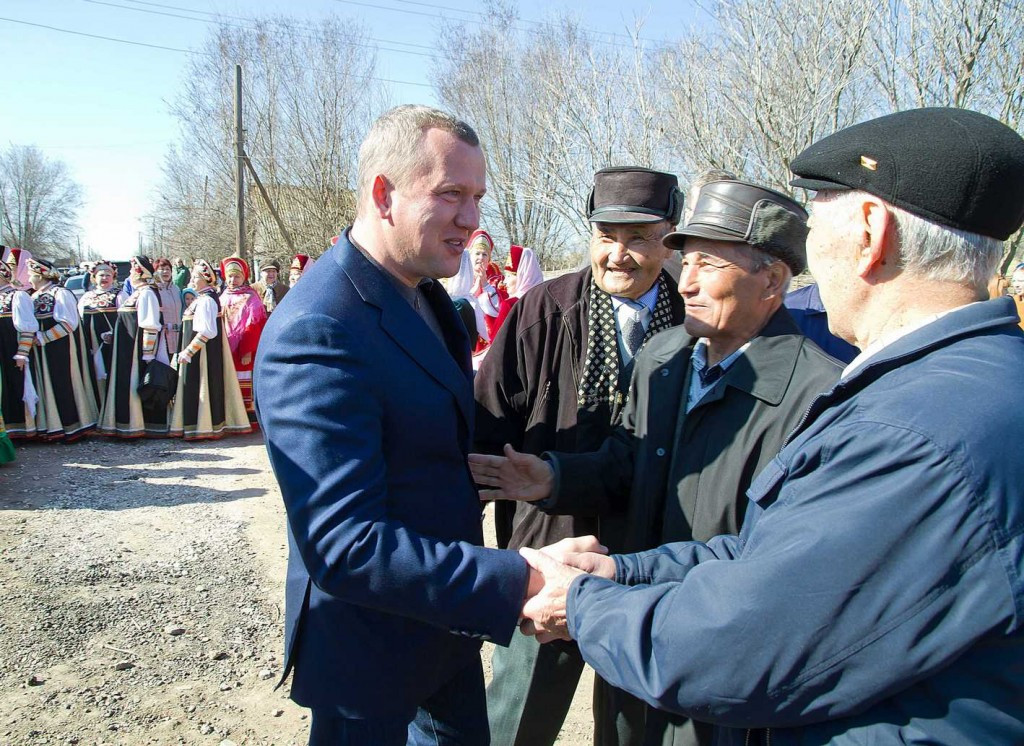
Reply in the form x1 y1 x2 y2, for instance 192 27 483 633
577 273 675 418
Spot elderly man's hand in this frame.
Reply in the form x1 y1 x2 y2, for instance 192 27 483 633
519 547 585 643
537 535 608 563
469 444 554 502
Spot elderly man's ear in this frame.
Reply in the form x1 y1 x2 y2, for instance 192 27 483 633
857 197 898 278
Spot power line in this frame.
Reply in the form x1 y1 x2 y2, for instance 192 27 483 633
0 15 192 53
329 0 670 52
76 0 648 80
0 16 434 88
119 0 440 51
384 0 665 46
82 0 443 60
28 141 171 150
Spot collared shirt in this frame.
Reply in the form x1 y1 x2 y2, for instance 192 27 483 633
611 282 659 363
686 339 751 412
841 304 971 380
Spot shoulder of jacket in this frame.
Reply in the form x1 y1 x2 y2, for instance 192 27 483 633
796 335 847 375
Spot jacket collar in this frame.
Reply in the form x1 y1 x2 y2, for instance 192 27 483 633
783 297 1021 447
650 306 806 408
331 229 474 426
842 297 1020 389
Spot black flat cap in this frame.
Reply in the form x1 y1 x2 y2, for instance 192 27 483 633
790 107 1024 241
663 179 808 274
588 167 682 225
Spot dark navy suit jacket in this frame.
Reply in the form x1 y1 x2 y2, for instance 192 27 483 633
254 230 528 718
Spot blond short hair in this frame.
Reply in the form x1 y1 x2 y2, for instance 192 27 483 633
355 105 479 214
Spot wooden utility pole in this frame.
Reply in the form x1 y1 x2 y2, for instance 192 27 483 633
234 64 246 260
243 156 297 255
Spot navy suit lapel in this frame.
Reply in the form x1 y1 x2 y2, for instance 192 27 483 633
336 235 475 428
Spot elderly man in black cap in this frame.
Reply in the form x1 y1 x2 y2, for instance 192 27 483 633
251 259 288 315
494 108 1024 745
475 166 686 746
474 179 843 746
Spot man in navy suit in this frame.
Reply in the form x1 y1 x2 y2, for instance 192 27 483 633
254 105 539 745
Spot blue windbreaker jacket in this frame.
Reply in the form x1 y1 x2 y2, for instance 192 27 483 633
568 298 1024 745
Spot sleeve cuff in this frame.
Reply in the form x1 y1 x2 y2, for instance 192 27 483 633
531 453 561 511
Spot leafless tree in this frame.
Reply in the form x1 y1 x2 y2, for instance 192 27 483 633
153 14 385 265
871 0 1024 272
433 1 675 268
657 0 874 196
0 144 83 257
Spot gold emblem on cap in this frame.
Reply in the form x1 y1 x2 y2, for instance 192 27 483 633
860 155 878 171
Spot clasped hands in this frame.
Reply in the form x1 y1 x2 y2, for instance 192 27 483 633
469 446 616 642
519 536 615 642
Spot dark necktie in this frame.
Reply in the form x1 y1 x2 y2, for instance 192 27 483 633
621 303 646 357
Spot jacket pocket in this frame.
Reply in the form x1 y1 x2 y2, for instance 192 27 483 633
745 455 787 508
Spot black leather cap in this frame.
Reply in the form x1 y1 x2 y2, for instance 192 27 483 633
663 179 809 274
588 167 682 224
790 107 1024 241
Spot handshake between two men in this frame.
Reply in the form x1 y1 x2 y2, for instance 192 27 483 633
470 445 611 643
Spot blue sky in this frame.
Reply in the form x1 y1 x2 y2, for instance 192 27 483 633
1 0 696 259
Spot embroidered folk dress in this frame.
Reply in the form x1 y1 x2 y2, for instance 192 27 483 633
0 284 38 438
169 288 250 440
30 282 99 441
219 285 267 427
98 281 170 437
78 283 121 407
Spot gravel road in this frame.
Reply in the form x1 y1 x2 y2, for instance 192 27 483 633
0 435 592 745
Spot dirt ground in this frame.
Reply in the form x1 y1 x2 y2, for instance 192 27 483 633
0 434 594 745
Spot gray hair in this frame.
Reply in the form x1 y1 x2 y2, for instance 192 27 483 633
828 191 1003 289
355 105 480 213
744 244 793 295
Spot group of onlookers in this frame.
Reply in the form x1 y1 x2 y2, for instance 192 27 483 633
443 230 544 367
993 260 1024 329
0 247 316 460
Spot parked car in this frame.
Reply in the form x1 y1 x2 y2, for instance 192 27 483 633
63 273 91 299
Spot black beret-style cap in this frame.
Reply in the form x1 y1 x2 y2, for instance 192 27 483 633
663 179 809 274
790 107 1024 241
588 167 683 225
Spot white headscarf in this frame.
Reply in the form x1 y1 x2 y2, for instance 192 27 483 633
445 250 476 300
3 247 34 288
509 247 543 299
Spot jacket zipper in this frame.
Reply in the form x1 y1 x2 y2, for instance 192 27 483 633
744 728 771 746
563 314 580 392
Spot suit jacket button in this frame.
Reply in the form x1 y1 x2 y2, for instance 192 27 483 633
661 369 670 376
656 448 666 457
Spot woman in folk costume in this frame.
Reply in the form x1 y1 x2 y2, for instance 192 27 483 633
77 260 121 407
492 245 544 332
153 258 184 353
27 257 99 441
288 253 315 286
169 260 250 440
3 246 33 291
219 256 267 427
446 230 508 355
0 258 39 439
98 255 171 438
